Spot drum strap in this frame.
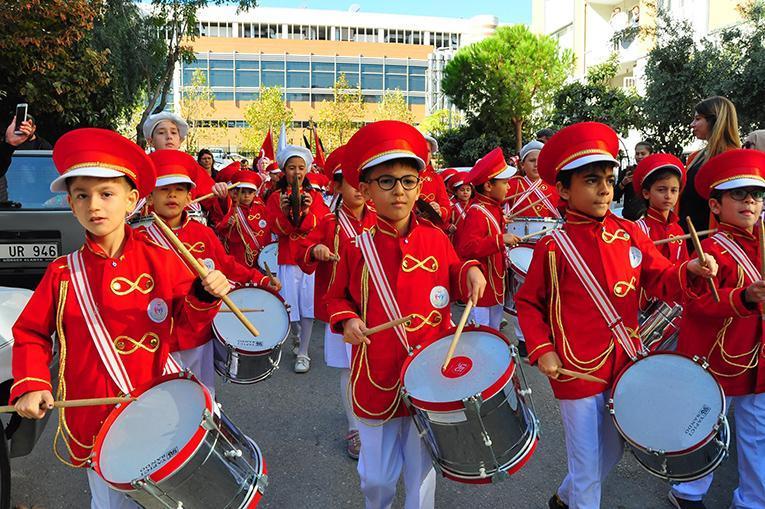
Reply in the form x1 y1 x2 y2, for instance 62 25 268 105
126 197 146 221
453 201 466 221
507 178 541 213
526 177 562 219
357 231 411 352
470 203 503 236
236 206 262 250
337 209 358 240
712 233 761 283
636 218 650 236
550 230 644 361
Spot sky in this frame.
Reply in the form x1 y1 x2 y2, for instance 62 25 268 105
256 0 531 24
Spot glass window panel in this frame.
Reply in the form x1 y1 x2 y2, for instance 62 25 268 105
337 63 358 73
409 96 425 105
311 72 335 89
312 62 335 72
409 64 427 76
363 95 381 103
287 93 310 102
384 75 407 90
214 91 234 101
236 71 259 87
262 60 284 70
361 73 383 89
236 60 259 70
183 69 201 85
361 64 383 73
408 75 425 92
209 59 233 69
287 61 309 71
209 70 233 87
262 71 285 87
187 58 207 69
237 92 259 101
287 72 310 88
312 94 334 102
341 72 359 87
385 65 407 74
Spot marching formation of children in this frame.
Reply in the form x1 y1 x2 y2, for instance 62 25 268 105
7 108 765 509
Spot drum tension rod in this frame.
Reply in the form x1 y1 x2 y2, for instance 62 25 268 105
132 477 183 509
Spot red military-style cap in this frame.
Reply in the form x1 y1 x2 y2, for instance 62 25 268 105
216 161 242 183
439 168 459 185
537 122 619 185
324 145 347 180
695 149 765 200
343 120 428 189
233 170 263 191
309 172 330 191
51 128 156 198
632 153 686 194
148 150 197 189
467 148 517 187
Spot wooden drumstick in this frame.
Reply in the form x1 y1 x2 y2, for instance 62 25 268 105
653 228 717 246
506 179 542 203
442 300 474 371
364 314 414 337
0 397 135 414
151 213 261 337
516 226 559 242
506 196 548 222
189 183 239 205
557 367 607 384
686 217 720 303
220 308 264 313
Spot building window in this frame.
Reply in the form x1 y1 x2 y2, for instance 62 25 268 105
287 72 310 88
409 96 426 105
408 75 425 92
214 91 234 101
287 93 310 102
210 69 234 87
237 71 259 88
385 74 407 90
262 70 285 87
236 92 259 101
361 72 383 90
312 94 334 103
312 72 335 89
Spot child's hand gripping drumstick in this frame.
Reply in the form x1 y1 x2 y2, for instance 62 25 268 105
686 217 720 303
442 300 474 372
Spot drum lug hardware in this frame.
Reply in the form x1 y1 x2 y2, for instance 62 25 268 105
607 399 615 415
132 477 182 508
492 469 510 483
256 473 269 492
519 388 532 397
224 448 243 458
201 409 218 431
481 432 493 447
478 466 487 478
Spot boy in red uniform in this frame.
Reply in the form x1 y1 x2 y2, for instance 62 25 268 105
671 149 765 509
296 145 377 459
506 140 561 219
218 171 271 268
419 135 452 224
10 129 230 508
454 148 520 329
326 120 486 509
448 171 472 235
515 122 717 509
141 150 279 397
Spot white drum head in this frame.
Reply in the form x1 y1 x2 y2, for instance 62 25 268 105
213 287 290 351
403 331 511 404
508 246 534 274
612 354 724 453
98 379 207 484
257 243 279 273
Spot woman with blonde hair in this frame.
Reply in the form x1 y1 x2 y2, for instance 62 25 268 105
679 95 741 231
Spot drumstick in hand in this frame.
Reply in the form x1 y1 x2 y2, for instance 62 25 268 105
686 217 720 302
506 179 542 204
653 228 717 246
364 315 414 337
557 367 607 384
506 196 548 222
442 300 474 371
517 226 559 242
151 213 261 337
263 261 281 288
189 183 239 205
0 397 135 414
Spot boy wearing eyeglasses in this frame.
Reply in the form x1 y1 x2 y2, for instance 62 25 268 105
454 147 521 329
326 121 486 509
671 149 765 509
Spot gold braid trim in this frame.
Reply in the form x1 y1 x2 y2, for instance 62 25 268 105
328 222 341 288
233 212 256 267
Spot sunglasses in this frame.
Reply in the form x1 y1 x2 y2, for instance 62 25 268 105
366 175 420 191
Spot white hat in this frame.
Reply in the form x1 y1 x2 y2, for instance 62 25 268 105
423 134 439 154
50 167 126 193
276 145 314 169
155 174 196 188
520 140 544 162
143 112 189 141
714 178 765 191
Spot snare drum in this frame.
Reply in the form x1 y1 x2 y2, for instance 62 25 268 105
609 353 729 482
92 372 267 508
257 242 279 275
505 217 562 242
503 245 534 316
213 286 291 384
639 301 682 352
401 326 539 483
127 215 153 229
187 208 208 226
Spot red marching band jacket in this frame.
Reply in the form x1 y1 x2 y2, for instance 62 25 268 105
515 210 690 400
453 193 506 307
326 215 479 420
505 175 561 218
636 207 689 263
10 226 221 465
420 164 452 223
217 198 271 267
266 186 330 266
677 223 765 396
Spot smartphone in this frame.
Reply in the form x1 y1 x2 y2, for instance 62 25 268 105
14 103 28 135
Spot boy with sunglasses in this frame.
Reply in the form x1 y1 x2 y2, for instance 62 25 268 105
326 121 486 509
671 149 765 509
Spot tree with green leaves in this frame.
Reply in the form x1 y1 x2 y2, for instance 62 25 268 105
179 70 226 153
419 109 463 138
374 90 414 124
442 25 573 152
316 74 365 151
240 87 293 152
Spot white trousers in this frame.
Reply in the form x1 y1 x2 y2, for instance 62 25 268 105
557 392 624 509
87 470 140 509
278 264 314 321
357 417 436 509
512 316 525 342
671 393 765 508
472 304 504 329
324 322 352 368
171 340 216 400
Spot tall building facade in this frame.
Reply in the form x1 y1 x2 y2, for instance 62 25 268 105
173 6 499 151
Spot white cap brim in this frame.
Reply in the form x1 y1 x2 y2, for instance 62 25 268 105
715 178 765 190
333 168 342 175
424 135 439 154
643 165 683 183
276 145 314 169
50 167 125 193
561 153 619 171
361 152 426 172
452 179 468 188
237 183 258 190
494 165 518 180
155 175 196 188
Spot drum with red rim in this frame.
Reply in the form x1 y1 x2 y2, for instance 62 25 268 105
400 326 539 483
92 372 267 508
503 244 534 316
256 242 279 275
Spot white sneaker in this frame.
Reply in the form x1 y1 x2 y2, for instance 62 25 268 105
294 355 310 373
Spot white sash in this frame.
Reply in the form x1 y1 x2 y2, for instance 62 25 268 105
470 202 503 235
337 209 359 240
236 207 262 250
356 231 410 351
453 201 467 221
550 230 643 360
712 232 762 283
636 218 649 236
509 178 560 218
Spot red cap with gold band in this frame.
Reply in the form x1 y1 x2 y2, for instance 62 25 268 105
537 122 619 185
695 149 765 200
439 168 459 185
342 120 428 189
467 148 517 186
233 171 263 191
632 153 686 194
148 150 197 189
51 128 156 198
324 144 346 180
216 161 241 183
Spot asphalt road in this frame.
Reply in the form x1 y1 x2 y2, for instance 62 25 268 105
8 317 739 509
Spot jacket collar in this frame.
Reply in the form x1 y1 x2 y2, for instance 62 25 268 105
84 224 134 260
375 213 419 238
718 221 757 242
645 207 678 226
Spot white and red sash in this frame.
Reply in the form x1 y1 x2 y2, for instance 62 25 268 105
470 202 503 235
453 201 467 222
550 230 644 360
337 209 359 240
236 206 262 250
509 177 560 218
635 218 650 236
712 232 762 284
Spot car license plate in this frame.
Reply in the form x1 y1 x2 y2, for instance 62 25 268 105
0 242 60 263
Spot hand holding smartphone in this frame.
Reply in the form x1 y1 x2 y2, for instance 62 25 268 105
14 103 28 135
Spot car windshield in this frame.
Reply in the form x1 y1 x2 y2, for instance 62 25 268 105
1 151 68 209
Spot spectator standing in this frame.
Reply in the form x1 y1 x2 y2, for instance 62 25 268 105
614 141 653 220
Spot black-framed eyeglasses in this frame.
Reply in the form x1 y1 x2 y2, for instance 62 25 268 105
726 188 765 202
366 175 421 191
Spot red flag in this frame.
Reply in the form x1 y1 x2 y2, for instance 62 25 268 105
313 126 326 170
257 129 277 172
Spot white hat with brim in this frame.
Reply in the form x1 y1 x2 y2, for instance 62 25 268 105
715 178 765 191
143 112 189 141
423 134 439 154
361 152 426 172
276 145 314 169
494 165 518 180
237 183 259 190
50 167 126 193
561 153 619 172
520 140 544 162
155 174 196 189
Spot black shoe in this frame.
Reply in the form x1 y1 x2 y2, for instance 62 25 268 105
668 491 706 509
516 341 528 358
548 494 568 509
